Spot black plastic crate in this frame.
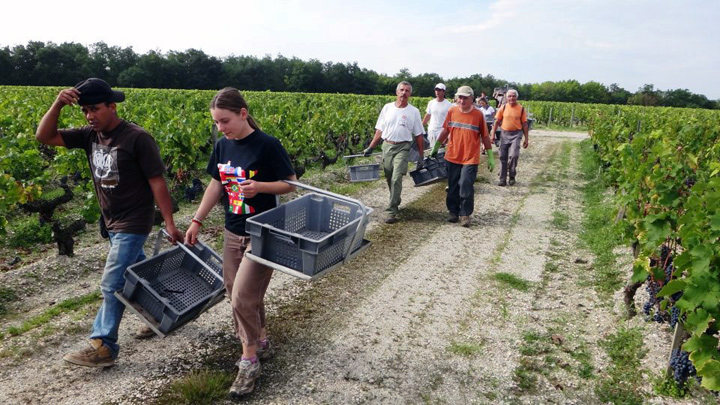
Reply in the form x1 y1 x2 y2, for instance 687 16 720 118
410 155 447 186
119 234 224 335
246 188 371 277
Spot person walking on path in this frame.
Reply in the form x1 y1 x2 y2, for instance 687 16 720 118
489 89 529 186
364 81 425 224
477 97 496 133
422 83 452 146
430 86 494 227
35 78 184 368
477 97 497 152
185 87 296 398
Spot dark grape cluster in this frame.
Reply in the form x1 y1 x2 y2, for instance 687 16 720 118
643 300 653 316
684 177 696 188
653 312 665 323
669 348 696 385
644 281 659 316
669 306 681 328
184 178 204 202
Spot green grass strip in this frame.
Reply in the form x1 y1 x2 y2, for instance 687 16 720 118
156 369 234 405
577 140 626 298
4 291 101 338
595 326 647 404
493 272 532 292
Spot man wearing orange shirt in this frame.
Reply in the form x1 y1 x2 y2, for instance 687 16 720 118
489 89 529 186
430 86 494 227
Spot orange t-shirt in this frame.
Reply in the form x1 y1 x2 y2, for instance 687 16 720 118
495 103 527 131
442 106 488 165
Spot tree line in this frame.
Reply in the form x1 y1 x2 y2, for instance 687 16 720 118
1 41 717 109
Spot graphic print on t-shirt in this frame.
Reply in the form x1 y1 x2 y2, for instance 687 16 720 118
218 161 258 215
91 143 119 188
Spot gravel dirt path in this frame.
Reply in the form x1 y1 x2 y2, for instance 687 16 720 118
0 130 703 404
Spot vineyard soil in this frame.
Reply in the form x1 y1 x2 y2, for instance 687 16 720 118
0 130 708 404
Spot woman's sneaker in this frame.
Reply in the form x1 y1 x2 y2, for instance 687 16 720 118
229 358 262 398
63 339 114 368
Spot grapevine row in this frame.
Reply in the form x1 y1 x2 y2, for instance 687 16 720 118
589 105 720 391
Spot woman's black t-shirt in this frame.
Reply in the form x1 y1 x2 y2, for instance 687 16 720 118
207 130 295 236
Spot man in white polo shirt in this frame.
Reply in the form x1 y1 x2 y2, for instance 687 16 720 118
422 83 452 146
364 81 425 223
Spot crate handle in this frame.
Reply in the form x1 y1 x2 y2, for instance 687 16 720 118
268 229 298 245
343 153 382 158
156 229 224 279
283 180 367 264
343 153 381 167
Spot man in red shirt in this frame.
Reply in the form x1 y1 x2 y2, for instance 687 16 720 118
430 86 494 227
489 89 529 186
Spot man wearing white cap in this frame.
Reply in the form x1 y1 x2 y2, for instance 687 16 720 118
422 83 452 146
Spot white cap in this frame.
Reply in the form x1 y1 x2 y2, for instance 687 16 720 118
435 83 446 91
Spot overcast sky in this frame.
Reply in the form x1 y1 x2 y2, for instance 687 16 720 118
3 0 718 99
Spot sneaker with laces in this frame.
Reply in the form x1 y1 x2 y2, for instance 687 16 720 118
229 358 262 398
447 213 459 223
460 216 471 227
257 339 275 361
63 339 115 368
134 325 156 339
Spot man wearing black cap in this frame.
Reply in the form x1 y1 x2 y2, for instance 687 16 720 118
36 78 184 367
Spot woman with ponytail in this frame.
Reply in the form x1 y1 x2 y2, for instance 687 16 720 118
185 87 296 398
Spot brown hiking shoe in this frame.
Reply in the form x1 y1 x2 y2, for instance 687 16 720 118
63 339 114 368
460 216 471 227
133 325 156 339
229 358 262 398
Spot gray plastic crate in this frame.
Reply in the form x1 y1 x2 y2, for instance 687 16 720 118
349 163 380 182
408 134 430 162
410 155 447 186
246 182 371 277
118 231 224 335
344 153 381 183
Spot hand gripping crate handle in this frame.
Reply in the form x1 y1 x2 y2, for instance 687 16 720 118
283 180 367 265
155 229 223 278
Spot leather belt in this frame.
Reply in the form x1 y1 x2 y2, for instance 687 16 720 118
383 140 410 145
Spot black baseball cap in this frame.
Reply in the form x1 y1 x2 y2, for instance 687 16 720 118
74 78 125 106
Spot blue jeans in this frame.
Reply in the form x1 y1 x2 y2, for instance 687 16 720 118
90 232 148 358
